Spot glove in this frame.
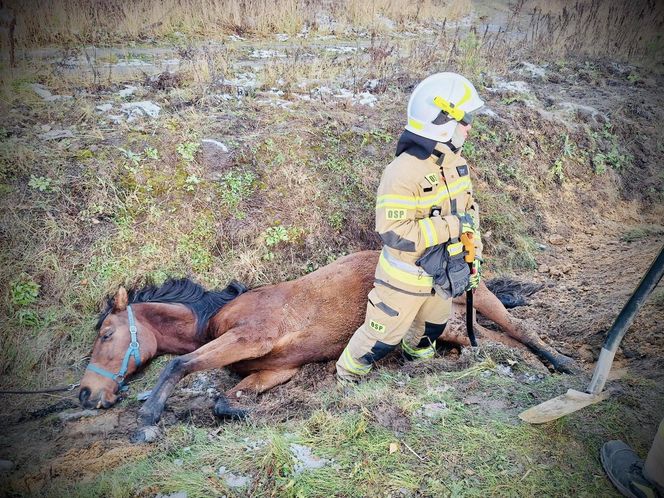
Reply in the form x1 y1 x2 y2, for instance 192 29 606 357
457 213 475 236
467 257 482 291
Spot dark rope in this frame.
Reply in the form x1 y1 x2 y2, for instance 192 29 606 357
0 383 79 395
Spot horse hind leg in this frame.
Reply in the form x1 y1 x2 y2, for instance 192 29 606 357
469 282 579 373
215 367 300 418
132 327 274 442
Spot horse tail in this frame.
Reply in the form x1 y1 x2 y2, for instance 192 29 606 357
485 277 545 309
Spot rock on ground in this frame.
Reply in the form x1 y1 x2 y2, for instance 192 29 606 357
58 409 99 422
217 466 251 488
121 101 161 121
289 443 330 474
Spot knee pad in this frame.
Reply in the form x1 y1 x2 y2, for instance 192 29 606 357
359 341 397 364
416 321 447 349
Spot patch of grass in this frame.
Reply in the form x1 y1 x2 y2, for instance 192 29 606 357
176 141 200 162
9 276 40 308
216 170 257 219
49 361 659 498
620 225 664 243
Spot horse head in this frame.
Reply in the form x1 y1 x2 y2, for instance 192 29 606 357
78 287 158 409
78 278 247 409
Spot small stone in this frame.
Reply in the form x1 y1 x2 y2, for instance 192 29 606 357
549 268 564 277
58 409 99 422
421 402 448 420
290 443 330 474
537 243 547 250
201 138 229 152
565 245 574 252
137 390 152 401
548 234 565 245
173 459 184 467
537 264 549 274
591 243 601 250
96 103 113 112
495 364 514 377
117 85 138 97
39 129 75 140
121 101 161 121
0 460 14 473
29 83 73 101
140 425 161 443
217 467 251 488
155 492 187 498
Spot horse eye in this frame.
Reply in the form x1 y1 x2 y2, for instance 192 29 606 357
101 330 114 341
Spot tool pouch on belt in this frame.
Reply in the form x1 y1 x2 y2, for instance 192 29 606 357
416 240 470 299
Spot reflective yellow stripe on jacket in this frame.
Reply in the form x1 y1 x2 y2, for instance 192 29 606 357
418 218 438 248
379 249 433 288
375 176 472 212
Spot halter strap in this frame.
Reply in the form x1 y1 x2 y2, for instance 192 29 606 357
86 304 142 390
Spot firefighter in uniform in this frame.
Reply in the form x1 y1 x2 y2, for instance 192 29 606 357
336 72 485 381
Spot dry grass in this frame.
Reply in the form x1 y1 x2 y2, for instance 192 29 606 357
7 0 471 47
519 0 664 61
338 0 471 30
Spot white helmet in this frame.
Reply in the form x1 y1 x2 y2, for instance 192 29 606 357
405 72 484 142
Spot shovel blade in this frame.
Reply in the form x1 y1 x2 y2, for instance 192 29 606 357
519 389 610 424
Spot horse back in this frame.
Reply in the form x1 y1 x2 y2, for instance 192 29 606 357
220 250 379 373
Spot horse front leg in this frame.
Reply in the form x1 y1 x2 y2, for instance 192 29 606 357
132 328 273 443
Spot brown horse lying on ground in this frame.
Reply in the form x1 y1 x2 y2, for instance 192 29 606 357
78 250 576 442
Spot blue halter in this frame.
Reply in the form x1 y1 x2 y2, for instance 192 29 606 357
86 304 142 390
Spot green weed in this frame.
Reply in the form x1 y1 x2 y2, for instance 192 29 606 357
144 146 160 160
177 141 200 162
463 141 477 159
520 145 535 159
264 226 289 246
28 175 53 192
550 158 565 183
10 277 40 307
216 170 256 218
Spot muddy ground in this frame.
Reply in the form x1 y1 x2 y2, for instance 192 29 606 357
1 221 662 495
1 10 663 496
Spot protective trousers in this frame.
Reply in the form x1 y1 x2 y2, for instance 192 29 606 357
644 418 664 489
336 283 451 380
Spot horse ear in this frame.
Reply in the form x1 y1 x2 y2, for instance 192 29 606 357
114 287 128 311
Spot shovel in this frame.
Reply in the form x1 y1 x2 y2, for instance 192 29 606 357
519 244 664 424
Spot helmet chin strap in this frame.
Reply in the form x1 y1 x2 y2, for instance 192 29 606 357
445 124 466 152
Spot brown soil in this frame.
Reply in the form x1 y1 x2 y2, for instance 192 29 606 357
1 214 662 496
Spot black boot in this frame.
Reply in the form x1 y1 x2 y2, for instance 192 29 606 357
601 441 662 498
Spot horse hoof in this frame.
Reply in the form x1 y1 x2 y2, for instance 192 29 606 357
553 355 580 375
213 398 248 420
131 425 161 444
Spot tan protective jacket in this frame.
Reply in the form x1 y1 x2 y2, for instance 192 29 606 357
374 143 483 294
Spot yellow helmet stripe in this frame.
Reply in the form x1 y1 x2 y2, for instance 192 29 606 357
455 83 473 108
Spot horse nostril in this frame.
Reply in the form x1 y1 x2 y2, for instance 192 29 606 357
79 387 91 404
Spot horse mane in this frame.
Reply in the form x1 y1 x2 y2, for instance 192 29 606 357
96 278 248 338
